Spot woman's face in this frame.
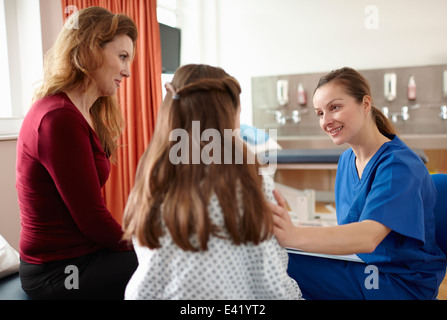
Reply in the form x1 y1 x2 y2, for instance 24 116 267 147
313 82 369 146
92 34 134 97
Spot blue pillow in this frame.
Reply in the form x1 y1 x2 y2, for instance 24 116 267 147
240 124 269 145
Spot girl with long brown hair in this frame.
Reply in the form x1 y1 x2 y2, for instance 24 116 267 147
123 64 301 300
16 7 139 299
271 67 446 299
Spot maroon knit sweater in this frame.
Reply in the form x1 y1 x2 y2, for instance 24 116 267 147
16 93 130 264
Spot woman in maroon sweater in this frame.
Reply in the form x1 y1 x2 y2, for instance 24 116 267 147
16 7 138 300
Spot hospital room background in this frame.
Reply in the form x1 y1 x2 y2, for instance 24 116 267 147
1 0 447 299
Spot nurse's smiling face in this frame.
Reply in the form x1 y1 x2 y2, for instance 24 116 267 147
313 82 369 146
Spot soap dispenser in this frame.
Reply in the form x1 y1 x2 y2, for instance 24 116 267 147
407 75 416 101
443 70 447 98
384 73 397 102
297 83 307 106
277 80 289 106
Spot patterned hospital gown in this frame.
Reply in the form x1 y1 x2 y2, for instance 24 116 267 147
125 175 302 300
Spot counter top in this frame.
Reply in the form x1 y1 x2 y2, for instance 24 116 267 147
261 147 428 166
277 134 447 150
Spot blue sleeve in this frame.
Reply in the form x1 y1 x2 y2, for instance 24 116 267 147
359 153 426 245
334 150 355 226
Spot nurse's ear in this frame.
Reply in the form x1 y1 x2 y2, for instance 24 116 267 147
362 95 373 115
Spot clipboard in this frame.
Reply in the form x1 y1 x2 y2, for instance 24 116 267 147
286 248 365 263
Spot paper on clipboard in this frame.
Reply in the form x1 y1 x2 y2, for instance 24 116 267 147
286 248 364 263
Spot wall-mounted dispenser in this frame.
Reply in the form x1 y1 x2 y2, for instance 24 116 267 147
297 83 307 106
407 75 416 100
384 73 397 101
443 71 447 98
277 80 289 106
440 105 447 120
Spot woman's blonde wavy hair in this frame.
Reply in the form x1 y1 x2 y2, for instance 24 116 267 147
34 6 138 159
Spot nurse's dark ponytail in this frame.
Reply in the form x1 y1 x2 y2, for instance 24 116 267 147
315 67 396 136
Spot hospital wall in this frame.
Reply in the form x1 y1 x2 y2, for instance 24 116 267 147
2 0 447 249
0 139 20 250
0 0 62 250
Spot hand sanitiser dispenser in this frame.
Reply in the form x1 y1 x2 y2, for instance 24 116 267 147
277 80 289 106
443 70 447 98
384 73 397 101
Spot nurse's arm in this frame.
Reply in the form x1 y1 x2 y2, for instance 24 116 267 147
270 190 391 255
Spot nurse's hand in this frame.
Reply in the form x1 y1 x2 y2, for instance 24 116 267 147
268 189 296 248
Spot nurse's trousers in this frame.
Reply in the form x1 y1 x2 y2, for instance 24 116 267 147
287 253 438 300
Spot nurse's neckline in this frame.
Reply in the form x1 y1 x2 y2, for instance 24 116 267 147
353 135 393 179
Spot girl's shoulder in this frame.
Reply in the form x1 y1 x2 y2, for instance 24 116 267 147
260 174 275 203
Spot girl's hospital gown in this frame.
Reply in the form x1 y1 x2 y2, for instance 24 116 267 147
287 135 446 299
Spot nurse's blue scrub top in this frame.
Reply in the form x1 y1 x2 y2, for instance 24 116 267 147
335 135 446 297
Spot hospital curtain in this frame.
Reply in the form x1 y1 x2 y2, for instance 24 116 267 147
61 0 163 223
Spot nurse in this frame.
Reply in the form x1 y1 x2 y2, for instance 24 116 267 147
270 67 446 299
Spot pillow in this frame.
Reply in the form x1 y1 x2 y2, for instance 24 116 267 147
240 124 282 154
0 235 19 279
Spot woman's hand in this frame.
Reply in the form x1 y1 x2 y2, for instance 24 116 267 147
268 189 297 248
